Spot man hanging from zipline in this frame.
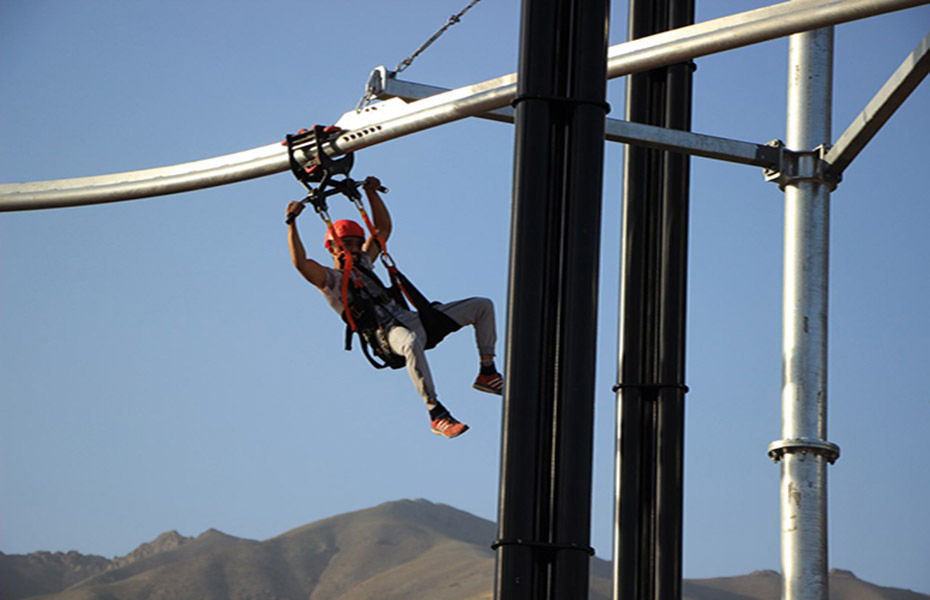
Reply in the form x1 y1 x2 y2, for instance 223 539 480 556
285 175 503 439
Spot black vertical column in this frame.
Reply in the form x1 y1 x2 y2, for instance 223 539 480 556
614 0 694 598
495 0 610 599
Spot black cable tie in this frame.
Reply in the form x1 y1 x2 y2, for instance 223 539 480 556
491 538 595 556
612 382 690 394
510 93 611 113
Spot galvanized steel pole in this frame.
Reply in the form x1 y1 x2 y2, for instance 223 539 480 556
767 23 841 600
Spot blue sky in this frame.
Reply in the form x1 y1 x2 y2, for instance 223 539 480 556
1 0 928 595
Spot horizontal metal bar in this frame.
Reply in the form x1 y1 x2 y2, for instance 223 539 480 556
606 120 782 168
824 32 930 175
2 0 926 211
372 70 782 169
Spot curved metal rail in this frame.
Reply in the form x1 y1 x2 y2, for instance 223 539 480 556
0 143 289 211
1 0 925 212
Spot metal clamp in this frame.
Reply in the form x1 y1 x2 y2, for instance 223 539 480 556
511 93 611 114
284 126 359 224
364 66 391 99
612 382 690 394
491 538 595 557
762 139 841 191
767 438 840 464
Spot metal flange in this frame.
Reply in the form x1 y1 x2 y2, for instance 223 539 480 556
767 438 840 464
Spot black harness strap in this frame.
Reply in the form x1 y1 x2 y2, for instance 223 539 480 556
388 269 461 350
338 272 407 371
353 261 461 350
351 326 406 370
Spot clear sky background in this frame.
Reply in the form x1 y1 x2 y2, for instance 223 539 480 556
2 0 928 595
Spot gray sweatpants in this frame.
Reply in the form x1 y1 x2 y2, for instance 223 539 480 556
386 296 496 405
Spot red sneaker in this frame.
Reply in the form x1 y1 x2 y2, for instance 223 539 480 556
473 372 503 395
431 414 469 439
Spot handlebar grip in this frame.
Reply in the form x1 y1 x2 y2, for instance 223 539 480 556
353 180 388 193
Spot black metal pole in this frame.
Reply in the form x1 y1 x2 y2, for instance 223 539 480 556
495 0 609 599
495 3 564 597
614 0 694 598
655 45 694 600
552 0 611 595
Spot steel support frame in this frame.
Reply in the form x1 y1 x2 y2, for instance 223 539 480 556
367 69 783 170
1 0 926 211
370 27 930 178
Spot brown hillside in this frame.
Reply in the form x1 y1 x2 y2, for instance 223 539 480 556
0 551 110 599
1 499 926 600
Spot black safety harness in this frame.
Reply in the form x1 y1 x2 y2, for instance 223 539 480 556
285 125 461 370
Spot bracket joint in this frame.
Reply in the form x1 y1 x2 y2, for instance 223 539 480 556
763 140 841 191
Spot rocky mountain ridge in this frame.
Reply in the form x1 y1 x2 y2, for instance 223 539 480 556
1 499 926 600
108 529 194 570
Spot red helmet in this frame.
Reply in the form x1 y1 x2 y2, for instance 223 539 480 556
324 219 365 250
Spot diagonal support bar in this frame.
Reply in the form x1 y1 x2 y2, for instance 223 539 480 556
1 0 926 212
824 32 930 176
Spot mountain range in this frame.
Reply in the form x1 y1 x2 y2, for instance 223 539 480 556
1 499 926 600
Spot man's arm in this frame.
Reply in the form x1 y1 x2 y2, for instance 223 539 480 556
362 176 392 260
286 201 327 289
